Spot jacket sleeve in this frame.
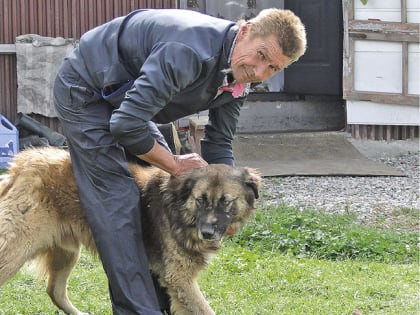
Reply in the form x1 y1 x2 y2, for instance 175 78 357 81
200 98 244 166
109 42 202 155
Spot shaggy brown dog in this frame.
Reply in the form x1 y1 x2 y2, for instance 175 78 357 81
0 147 261 315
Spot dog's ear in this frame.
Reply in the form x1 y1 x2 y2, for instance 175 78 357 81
167 174 197 202
180 177 197 201
242 167 262 199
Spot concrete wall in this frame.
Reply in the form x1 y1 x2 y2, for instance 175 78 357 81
182 98 346 133
236 99 346 133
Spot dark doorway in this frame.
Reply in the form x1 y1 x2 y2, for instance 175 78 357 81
284 0 343 96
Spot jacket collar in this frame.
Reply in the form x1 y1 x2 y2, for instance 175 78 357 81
220 25 238 71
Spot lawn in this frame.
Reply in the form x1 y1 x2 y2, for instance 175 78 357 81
0 205 418 315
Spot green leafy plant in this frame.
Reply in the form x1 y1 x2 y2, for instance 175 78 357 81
231 205 418 264
360 0 369 5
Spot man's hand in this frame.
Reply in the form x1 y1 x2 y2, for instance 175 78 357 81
172 153 208 176
138 140 208 176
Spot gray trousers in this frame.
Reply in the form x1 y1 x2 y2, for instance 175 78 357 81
53 60 164 315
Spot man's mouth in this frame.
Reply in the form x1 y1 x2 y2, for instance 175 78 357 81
243 67 256 82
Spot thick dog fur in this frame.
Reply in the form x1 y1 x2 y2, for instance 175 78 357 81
0 147 261 315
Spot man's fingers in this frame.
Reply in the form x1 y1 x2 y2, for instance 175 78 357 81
173 154 208 175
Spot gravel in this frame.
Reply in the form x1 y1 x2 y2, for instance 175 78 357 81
261 151 419 225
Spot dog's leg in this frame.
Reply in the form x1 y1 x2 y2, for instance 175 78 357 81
164 277 215 315
42 246 88 315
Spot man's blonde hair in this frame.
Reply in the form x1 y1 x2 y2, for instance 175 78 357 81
240 8 307 63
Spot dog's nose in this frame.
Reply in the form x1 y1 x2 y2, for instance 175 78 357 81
200 225 215 240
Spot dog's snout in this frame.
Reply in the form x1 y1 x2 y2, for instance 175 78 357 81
200 225 215 240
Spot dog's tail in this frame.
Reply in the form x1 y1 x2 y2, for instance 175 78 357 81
0 170 47 285
0 197 31 285
0 174 12 197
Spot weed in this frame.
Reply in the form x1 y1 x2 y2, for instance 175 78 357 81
232 205 419 264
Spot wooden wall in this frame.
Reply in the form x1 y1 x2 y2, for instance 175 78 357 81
343 0 419 140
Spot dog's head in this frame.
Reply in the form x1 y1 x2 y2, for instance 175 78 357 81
165 164 262 246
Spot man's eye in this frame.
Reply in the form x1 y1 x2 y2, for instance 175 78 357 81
258 51 265 59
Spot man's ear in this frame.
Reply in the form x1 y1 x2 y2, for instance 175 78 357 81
238 21 252 39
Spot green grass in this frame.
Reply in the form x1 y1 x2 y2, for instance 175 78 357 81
234 205 418 263
201 248 419 315
0 205 418 315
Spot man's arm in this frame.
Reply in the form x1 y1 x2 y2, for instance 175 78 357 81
139 140 208 176
201 99 243 166
110 42 203 157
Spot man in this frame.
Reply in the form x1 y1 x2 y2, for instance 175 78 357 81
53 8 306 314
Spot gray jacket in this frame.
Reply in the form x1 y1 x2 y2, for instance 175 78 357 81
67 9 246 165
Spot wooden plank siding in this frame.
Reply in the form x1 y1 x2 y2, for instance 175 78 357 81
343 0 419 141
0 0 177 130
348 124 419 141
343 0 419 107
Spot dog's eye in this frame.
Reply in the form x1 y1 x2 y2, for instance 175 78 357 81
195 198 203 206
195 196 207 207
220 195 235 207
223 199 232 206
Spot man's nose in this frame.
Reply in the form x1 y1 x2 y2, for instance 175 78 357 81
254 63 272 81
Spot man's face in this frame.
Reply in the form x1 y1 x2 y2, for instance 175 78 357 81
230 23 292 83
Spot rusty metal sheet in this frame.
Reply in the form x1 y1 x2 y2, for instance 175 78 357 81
0 0 177 129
